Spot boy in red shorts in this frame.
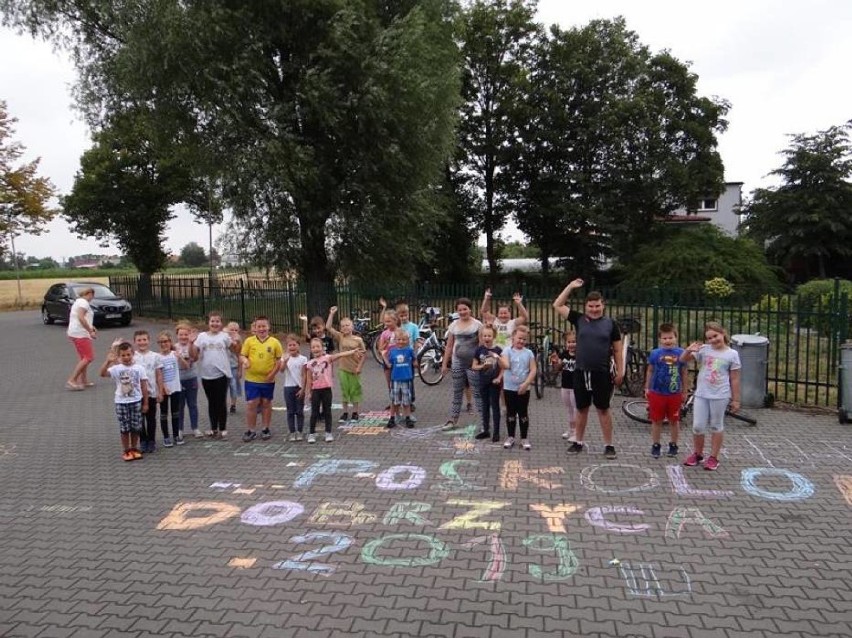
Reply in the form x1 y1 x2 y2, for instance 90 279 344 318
644 323 688 459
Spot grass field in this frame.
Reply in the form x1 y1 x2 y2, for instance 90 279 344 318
0 277 109 310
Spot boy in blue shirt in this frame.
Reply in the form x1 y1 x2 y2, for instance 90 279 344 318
384 328 415 429
644 323 688 458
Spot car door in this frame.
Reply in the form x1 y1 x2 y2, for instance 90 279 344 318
50 284 72 321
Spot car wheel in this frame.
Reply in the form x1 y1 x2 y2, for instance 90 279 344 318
41 307 55 325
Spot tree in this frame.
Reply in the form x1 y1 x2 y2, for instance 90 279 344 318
3 1 461 312
62 107 194 275
179 242 207 268
454 0 540 277
740 122 852 281
0 100 56 277
505 18 728 274
616 225 780 298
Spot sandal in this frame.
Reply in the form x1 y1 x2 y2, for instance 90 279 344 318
130 448 143 460
122 450 135 462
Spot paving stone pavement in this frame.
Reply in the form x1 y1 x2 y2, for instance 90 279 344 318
1 311 851 638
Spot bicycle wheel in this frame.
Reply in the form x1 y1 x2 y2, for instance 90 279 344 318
417 346 445 386
726 409 757 426
533 351 545 399
622 349 646 397
370 330 384 365
622 400 652 424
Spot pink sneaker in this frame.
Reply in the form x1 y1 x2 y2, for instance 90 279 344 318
704 456 720 471
683 452 704 467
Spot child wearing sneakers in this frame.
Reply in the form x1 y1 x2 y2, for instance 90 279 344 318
326 306 366 423
133 330 164 453
384 328 416 429
680 321 741 471
280 334 309 441
305 338 364 443
156 330 187 447
645 323 687 459
240 316 283 442
556 331 578 442
100 341 149 461
499 325 537 450
472 325 503 442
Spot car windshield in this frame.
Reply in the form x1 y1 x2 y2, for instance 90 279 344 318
71 284 117 298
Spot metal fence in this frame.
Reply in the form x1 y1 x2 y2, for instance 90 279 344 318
110 274 850 409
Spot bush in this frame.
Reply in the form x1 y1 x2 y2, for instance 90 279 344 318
794 279 852 336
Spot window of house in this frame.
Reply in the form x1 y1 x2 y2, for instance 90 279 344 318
698 198 718 212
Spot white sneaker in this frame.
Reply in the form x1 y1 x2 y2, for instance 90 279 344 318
295 432 303 441
193 430 204 439
324 433 334 443
522 439 531 450
307 433 317 444
219 430 228 439
562 430 576 442
503 437 515 449
287 433 297 442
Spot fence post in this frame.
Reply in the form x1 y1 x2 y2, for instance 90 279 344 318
240 279 246 328
199 278 206 317
652 286 660 334
165 277 172 319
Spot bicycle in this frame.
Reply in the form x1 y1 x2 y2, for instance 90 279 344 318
615 315 647 398
349 309 384 365
622 371 757 427
527 323 565 399
416 329 447 385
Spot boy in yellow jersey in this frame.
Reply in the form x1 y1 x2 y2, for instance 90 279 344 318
239 316 283 441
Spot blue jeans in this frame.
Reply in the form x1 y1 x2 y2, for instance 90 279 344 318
284 385 305 433
179 377 199 431
480 380 501 438
228 366 242 403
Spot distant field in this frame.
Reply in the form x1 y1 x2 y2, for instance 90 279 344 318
0 277 109 310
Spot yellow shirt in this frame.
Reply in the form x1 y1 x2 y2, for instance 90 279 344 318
241 335 283 383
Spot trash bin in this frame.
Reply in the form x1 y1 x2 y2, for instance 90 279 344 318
839 342 852 424
731 334 769 409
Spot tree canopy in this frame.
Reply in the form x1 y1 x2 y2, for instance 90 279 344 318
0 100 56 259
740 122 852 282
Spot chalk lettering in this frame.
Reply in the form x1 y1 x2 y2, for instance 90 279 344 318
241 501 304 527
580 464 659 494
382 502 434 526
529 503 582 533
740 468 815 502
499 460 564 490
272 532 354 575
584 506 650 534
666 465 733 498
361 533 449 567
665 507 728 540
440 499 510 531
293 459 379 489
375 465 426 491
156 501 241 531
524 534 579 581
308 501 377 526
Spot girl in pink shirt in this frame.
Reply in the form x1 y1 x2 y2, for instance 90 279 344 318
305 338 363 444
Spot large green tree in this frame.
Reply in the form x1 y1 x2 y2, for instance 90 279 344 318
506 18 728 273
740 122 852 281
3 0 460 311
0 100 55 260
454 0 540 276
62 108 194 274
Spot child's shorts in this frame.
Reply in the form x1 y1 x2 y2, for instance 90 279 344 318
338 370 363 403
390 380 413 407
647 391 683 424
244 381 275 401
115 401 143 434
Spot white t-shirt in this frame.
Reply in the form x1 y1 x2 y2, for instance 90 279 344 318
159 352 183 395
694 345 741 400
281 354 308 388
195 331 233 380
67 298 93 338
133 350 163 395
492 318 517 348
109 363 147 404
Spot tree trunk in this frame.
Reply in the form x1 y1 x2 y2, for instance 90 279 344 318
299 218 336 319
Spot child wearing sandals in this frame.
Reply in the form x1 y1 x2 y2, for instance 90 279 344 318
680 321 741 472
499 324 537 450
556 331 579 442
100 341 149 461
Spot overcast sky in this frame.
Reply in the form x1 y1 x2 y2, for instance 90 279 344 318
2 0 851 261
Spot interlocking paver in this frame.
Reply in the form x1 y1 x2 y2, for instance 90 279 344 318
2 312 852 637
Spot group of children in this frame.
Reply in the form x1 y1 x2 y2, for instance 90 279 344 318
101 294 742 472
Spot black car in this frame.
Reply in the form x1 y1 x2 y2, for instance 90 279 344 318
42 282 133 327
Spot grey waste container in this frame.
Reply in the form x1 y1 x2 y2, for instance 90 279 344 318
731 334 769 409
840 342 852 424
